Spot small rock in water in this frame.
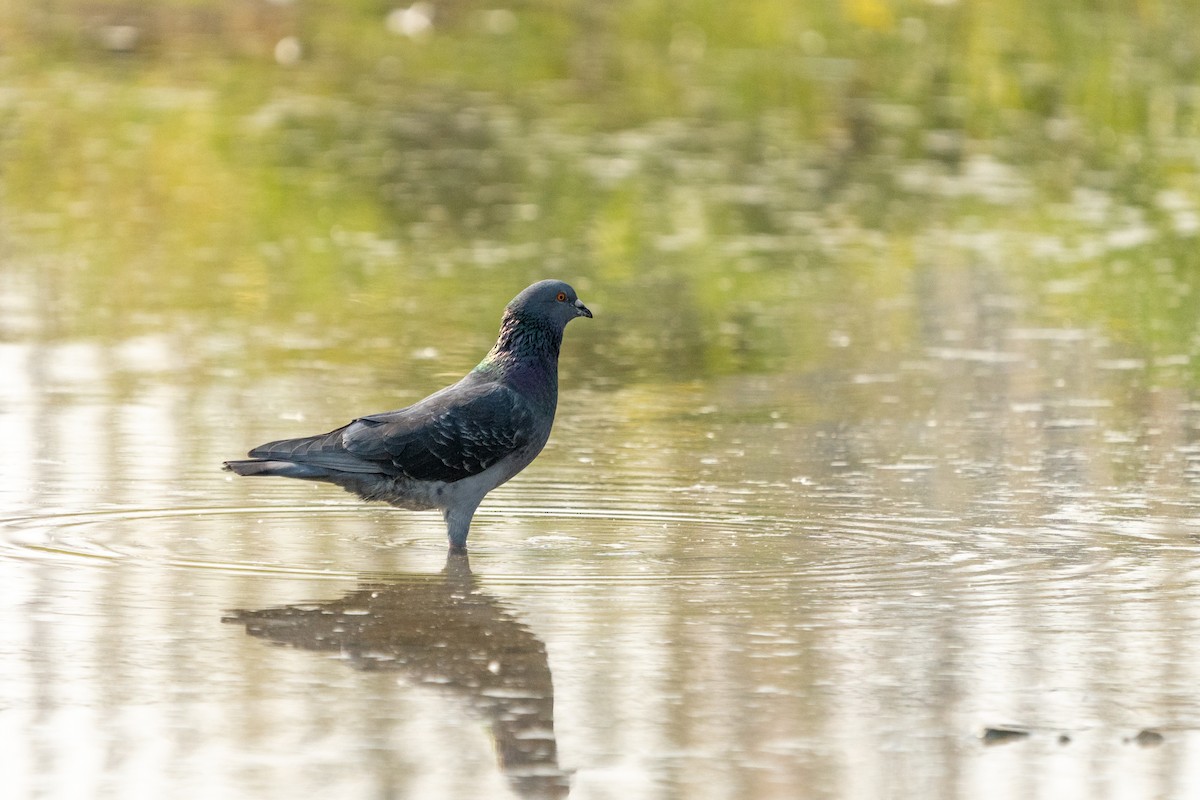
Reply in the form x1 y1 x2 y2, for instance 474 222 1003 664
981 725 1031 745
1129 729 1164 747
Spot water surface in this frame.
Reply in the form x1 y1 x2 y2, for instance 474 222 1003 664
4 290 1200 799
4 3 1200 798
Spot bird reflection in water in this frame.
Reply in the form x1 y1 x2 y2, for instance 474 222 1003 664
224 552 569 799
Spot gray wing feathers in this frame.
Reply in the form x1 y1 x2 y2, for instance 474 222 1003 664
245 382 537 484
344 383 537 483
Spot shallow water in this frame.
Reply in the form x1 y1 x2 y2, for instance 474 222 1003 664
4 270 1200 799
5 3 1200 797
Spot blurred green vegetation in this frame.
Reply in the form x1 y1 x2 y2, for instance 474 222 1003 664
1 0 1199 381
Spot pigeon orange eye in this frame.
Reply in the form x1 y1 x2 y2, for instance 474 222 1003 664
556 292 567 302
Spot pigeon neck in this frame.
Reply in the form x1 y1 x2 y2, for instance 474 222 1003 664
476 312 562 395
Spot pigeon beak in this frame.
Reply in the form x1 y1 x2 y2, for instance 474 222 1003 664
574 298 593 318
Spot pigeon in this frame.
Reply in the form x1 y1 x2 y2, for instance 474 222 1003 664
224 279 592 549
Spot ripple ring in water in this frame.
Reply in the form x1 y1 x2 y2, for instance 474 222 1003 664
0 501 1180 602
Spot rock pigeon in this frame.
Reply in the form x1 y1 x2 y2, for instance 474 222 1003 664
224 279 592 549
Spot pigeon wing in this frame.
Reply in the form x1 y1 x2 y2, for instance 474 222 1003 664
341 382 537 483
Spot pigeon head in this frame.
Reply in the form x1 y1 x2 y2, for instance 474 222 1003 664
483 280 591 370
506 280 593 330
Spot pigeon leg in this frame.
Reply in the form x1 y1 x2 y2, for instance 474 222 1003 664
444 501 482 550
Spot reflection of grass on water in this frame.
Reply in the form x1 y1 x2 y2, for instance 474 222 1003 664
2 0 1199 376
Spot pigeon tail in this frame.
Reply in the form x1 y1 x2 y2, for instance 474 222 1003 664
223 459 337 481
